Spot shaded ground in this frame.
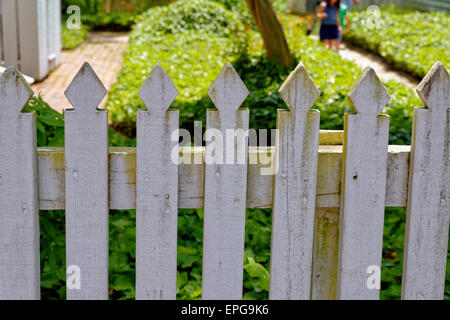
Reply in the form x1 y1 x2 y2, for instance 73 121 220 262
32 32 129 113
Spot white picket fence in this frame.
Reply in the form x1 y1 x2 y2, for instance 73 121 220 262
0 0 61 81
0 60 448 300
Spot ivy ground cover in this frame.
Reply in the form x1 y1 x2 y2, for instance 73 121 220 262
345 8 450 79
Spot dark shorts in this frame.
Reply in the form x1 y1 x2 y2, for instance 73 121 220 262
306 0 320 14
320 24 339 40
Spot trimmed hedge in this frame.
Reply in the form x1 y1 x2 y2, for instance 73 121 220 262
61 24 89 50
345 9 450 79
106 0 247 136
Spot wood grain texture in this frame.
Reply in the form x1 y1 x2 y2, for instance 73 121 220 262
136 64 179 300
337 67 390 300
64 63 109 300
269 63 320 299
311 207 340 300
35 144 411 210
202 63 249 300
0 67 40 300
402 62 450 300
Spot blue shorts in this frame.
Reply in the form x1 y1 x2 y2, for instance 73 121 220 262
320 24 339 40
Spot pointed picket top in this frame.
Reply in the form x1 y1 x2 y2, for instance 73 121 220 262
138 63 178 116
416 62 449 113
0 66 33 114
348 66 390 115
65 62 107 112
279 62 320 113
208 63 248 112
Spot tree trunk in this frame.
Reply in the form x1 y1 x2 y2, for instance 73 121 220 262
245 0 294 68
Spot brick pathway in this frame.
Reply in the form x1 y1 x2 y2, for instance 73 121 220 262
32 32 129 113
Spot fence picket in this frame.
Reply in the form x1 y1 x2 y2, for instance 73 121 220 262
269 63 320 299
402 62 450 300
136 64 179 300
202 63 249 300
337 67 390 300
64 62 109 300
0 67 40 299
311 207 340 300
0 57 449 301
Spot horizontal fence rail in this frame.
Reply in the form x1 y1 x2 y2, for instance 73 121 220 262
0 61 448 300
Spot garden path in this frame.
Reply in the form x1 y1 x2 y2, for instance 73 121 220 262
32 32 129 113
308 34 418 88
339 42 419 88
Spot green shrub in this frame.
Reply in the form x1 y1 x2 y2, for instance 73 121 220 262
81 11 138 31
24 96 65 146
61 23 89 50
34 2 448 300
106 0 247 136
241 14 421 145
62 0 103 14
346 9 450 79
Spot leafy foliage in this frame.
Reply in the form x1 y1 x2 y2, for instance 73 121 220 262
346 8 450 78
80 11 139 31
29 1 448 300
24 96 65 147
243 14 421 144
62 0 103 14
106 0 247 136
61 23 89 50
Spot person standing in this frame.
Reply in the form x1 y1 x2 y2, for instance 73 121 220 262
317 0 342 50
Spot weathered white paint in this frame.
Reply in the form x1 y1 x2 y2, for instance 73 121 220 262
337 67 390 300
311 207 340 300
269 63 320 300
0 67 40 299
202 63 249 300
136 64 179 300
402 62 450 300
35 144 411 210
1 59 449 301
0 66 34 84
64 63 109 300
